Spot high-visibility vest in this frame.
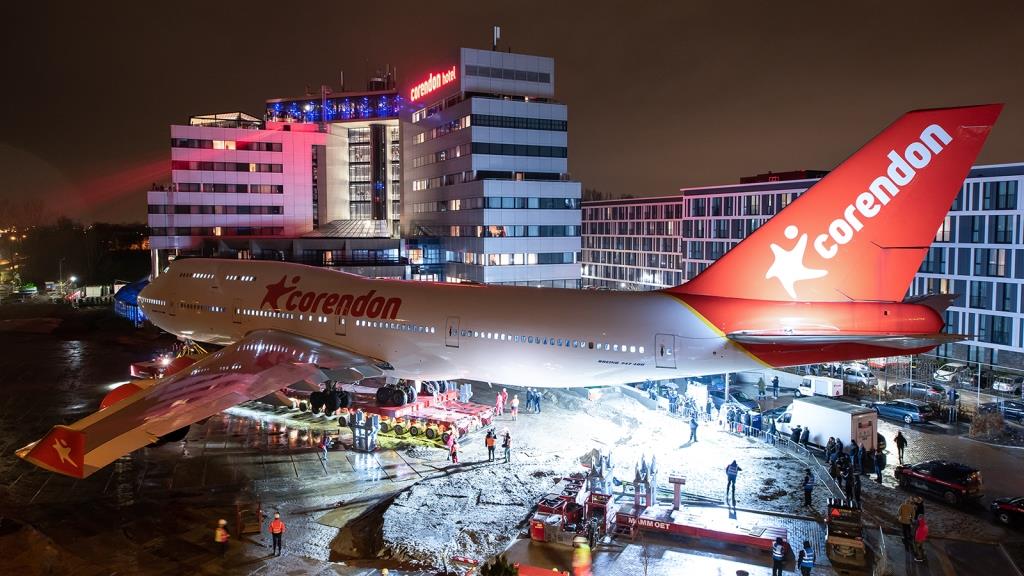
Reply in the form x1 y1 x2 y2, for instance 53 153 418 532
800 547 815 567
485 436 495 447
572 543 592 574
772 542 785 561
270 519 285 534
804 475 816 490
726 463 738 478
215 527 230 543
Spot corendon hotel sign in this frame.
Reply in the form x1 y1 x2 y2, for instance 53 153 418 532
410 66 457 102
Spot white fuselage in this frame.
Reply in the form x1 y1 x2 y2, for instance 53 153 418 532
139 259 763 387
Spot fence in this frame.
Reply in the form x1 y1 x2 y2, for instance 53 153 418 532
723 421 845 499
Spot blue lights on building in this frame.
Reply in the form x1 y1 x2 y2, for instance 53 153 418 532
266 93 403 124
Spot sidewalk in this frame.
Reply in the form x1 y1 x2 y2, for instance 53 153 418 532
876 530 1023 576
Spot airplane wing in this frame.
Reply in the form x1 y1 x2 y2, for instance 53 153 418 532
727 331 966 350
15 330 384 479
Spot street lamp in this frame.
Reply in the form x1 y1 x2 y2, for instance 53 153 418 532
69 275 77 284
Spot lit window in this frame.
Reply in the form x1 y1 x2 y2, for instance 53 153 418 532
630 346 636 353
639 346 645 354
613 344 619 351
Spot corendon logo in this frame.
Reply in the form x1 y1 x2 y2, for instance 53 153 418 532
410 66 457 102
766 123 953 299
260 275 401 319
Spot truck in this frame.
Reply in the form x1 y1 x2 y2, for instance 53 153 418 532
775 396 879 451
796 376 843 398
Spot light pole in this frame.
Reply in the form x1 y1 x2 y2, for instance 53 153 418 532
58 257 65 295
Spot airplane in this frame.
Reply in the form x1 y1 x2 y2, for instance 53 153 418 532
17 104 1002 479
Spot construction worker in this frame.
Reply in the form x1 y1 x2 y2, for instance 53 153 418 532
502 429 512 464
797 540 815 576
725 460 741 504
450 438 460 464
214 518 230 556
500 388 509 412
495 394 504 419
572 536 592 576
772 375 780 398
510 394 520 421
269 512 286 556
689 416 699 442
485 430 496 462
771 536 785 576
535 389 543 413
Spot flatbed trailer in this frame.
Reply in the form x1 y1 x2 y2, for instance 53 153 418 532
613 503 790 555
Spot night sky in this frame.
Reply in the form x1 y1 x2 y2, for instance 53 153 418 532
3 1 1023 224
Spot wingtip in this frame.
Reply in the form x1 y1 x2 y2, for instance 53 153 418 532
17 425 88 479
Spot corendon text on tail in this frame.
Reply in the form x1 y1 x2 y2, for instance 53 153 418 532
19 105 1003 479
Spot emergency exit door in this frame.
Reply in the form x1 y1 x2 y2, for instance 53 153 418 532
655 333 676 368
445 316 460 348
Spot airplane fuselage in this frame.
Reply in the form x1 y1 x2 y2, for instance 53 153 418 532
139 259 943 388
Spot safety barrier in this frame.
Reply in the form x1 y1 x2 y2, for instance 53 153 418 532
724 422 844 499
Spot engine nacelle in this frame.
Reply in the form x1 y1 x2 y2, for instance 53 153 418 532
100 382 146 410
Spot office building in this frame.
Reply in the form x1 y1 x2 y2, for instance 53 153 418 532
582 165 1024 369
401 48 582 287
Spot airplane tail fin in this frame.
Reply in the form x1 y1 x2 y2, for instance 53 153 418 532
669 104 1002 302
16 425 86 479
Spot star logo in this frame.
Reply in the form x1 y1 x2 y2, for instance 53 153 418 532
765 225 828 299
52 438 78 468
260 275 299 309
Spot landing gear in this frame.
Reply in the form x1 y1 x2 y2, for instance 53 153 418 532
375 380 418 407
311 382 352 415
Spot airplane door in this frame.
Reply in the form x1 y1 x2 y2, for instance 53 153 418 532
335 315 346 336
232 299 243 324
445 317 460 348
655 333 676 369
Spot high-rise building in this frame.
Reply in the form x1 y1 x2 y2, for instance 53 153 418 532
581 164 1024 370
401 48 582 287
147 77 406 277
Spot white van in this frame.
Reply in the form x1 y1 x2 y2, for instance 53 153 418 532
796 376 843 398
933 362 973 385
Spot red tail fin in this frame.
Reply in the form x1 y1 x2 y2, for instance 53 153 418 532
18 425 86 479
671 104 1002 302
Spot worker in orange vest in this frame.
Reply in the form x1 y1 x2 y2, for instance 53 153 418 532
268 512 286 556
214 518 230 556
485 430 496 462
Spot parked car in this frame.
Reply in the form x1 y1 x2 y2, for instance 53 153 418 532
933 362 975 387
888 381 958 403
992 375 1024 396
998 400 1024 423
894 459 984 505
842 366 878 389
709 389 760 411
870 399 936 424
991 497 1024 525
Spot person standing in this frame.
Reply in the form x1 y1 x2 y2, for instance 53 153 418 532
771 536 786 576
772 375 780 399
856 443 865 474
758 377 766 400
485 430 496 462
450 438 460 464
215 519 230 556
912 515 929 562
319 434 329 462
510 394 520 421
797 540 815 576
494 394 504 419
725 460 741 504
875 449 887 482
500 388 509 412
502 430 512 464
689 416 699 442
706 397 713 419
894 431 908 465
768 418 777 445
852 473 862 504
445 430 456 461
802 469 815 507
535 389 542 413
800 426 810 448
897 497 916 551
268 512 286 556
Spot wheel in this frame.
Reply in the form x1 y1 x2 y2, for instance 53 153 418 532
897 474 909 488
795 390 802 398
338 414 348 427
998 511 1012 525
904 414 913 424
441 431 452 444
410 425 421 436
337 391 352 409
380 421 391 433
298 400 309 412
309 392 325 414
425 427 437 439
943 490 960 506
394 424 406 435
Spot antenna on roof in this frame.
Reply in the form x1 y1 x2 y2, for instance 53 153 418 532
492 25 501 51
